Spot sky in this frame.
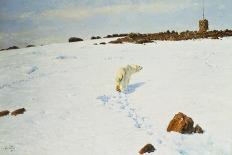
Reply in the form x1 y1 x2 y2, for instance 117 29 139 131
0 0 231 48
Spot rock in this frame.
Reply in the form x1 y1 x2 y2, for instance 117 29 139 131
167 112 194 134
11 108 26 116
0 110 10 117
100 42 106 44
109 39 123 44
0 49 5 51
91 36 101 40
139 144 155 154
112 34 119 37
93 43 98 45
68 37 83 42
6 46 19 50
135 38 153 44
194 124 204 133
26 45 35 47
211 36 219 39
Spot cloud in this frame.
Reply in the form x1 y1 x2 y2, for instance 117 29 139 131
38 1 193 21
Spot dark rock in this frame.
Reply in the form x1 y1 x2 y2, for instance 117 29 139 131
91 36 101 40
109 39 123 44
194 124 204 134
93 43 98 45
0 49 5 51
112 34 119 37
135 38 153 44
99 42 106 45
26 45 35 47
0 110 10 117
68 37 83 42
118 33 128 37
211 36 219 39
6 46 19 50
11 108 26 116
167 112 194 134
104 35 112 38
139 144 155 154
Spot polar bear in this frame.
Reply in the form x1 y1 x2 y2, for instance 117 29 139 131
115 64 143 92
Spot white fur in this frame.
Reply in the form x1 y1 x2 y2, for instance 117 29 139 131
115 64 143 92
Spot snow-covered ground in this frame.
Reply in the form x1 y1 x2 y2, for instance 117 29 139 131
0 37 232 155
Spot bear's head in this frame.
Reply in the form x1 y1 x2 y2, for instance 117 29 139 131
130 64 143 72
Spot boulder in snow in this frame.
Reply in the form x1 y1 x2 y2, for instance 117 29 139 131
167 112 194 134
194 124 204 134
68 37 83 42
99 42 106 45
139 143 155 154
0 110 10 117
11 108 26 116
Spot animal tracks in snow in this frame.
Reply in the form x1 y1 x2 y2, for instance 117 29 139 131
97 90 154 135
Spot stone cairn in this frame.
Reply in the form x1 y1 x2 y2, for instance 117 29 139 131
199 19 209 33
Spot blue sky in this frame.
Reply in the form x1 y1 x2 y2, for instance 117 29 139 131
0 0 231 48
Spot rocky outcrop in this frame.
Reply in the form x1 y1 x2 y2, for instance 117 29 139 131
139 144 155 154
11 108 26 116
167 112 204 134
68 37 83 42
109 29 232 44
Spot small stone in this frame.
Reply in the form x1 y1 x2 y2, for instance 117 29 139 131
194 124 204 134
139 144 155 154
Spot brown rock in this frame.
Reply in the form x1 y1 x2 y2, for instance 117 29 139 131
139 144 155 154
167 112 194 134
109 39 123 44
11 108 26 116
0 110 10 117
194 124 204 134
99 42 106 45
68 37 83 42
211 36 219 39
135 38 153 44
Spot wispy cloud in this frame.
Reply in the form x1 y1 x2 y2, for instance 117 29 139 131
0 0 231 48
39 1 192 21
